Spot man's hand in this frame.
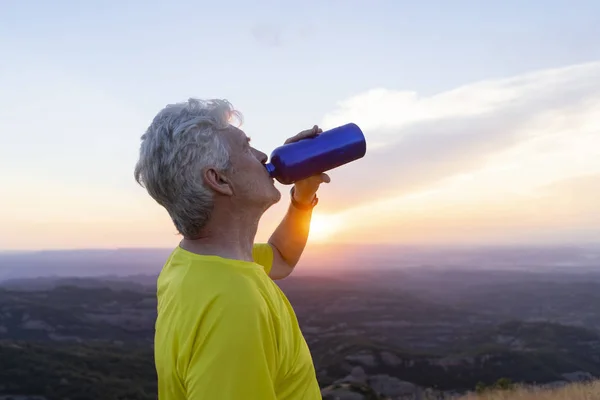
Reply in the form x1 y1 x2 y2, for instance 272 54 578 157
284 125 331 204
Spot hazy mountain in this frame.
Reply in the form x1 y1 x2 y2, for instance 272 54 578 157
1 244 599 282
0 248 171 282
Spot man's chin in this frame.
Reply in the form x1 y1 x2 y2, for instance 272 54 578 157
271 189 282 205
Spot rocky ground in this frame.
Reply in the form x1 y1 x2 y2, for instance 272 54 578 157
2 269 600 398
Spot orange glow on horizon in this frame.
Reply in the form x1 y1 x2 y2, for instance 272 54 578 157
308 213 343 243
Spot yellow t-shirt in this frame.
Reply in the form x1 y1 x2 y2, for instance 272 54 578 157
154 243 321 400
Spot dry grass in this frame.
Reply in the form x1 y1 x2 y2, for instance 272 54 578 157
457 380 600 400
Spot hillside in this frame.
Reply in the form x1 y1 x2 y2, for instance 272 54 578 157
2 283 600 391
2 269 600 399
0 285 155 343
0 341 156 400
4 338 597 400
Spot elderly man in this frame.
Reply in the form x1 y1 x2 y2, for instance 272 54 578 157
134 98 329 400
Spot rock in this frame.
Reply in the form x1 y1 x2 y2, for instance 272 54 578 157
561 371 593 382
336 366 368 385
321 382 388 400
48 333 82 342
21 319 54 331
435 356 474 369
380 351 402 367
540 380 569 389
322 390 367 400
345 351 377 367
368 374 418 397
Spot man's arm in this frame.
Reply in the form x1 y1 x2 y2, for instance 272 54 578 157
268 195 314 280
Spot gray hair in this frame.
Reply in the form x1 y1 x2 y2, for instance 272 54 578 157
134 98 242 239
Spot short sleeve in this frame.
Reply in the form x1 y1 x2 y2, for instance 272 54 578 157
252 243 274 275
185 290 278 400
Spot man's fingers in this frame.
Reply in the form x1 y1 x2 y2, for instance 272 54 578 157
299 125 320 139
285 125 321 144
309 173 330 184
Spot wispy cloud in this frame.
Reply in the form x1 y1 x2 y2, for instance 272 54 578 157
249 21 315 48
309 61 600 244
250 23 284 47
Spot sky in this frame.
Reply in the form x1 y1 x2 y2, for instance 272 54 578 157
1 0 599 250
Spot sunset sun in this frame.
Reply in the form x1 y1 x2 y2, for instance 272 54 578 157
309 213 342 242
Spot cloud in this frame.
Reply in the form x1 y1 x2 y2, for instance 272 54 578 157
310 171 600 246
250 23 284 47
250 21 315 48
295 61 600 244
316 61 600 214
322 62 599 138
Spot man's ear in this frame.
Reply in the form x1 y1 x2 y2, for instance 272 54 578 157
203 167 233 196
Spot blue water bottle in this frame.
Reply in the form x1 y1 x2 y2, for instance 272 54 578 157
264 123 367 184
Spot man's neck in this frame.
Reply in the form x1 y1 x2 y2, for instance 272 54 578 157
179 207 261 262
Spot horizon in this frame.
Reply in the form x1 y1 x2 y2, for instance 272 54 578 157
3 241 600 254
2 243 599 283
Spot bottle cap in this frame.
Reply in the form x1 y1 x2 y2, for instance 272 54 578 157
264 163 276 176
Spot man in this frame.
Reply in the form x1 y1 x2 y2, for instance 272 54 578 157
134 98 329 399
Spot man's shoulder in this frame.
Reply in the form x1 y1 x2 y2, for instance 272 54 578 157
160 248 272 302
161 246 265 279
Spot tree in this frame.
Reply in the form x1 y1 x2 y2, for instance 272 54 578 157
494 377 514 391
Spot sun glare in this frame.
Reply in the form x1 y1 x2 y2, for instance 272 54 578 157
309 213 342 242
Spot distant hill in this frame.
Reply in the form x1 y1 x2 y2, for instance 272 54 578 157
0 275 157 291
0 248 171 281
2 244 600 282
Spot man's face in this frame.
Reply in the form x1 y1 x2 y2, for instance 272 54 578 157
221 126 281 209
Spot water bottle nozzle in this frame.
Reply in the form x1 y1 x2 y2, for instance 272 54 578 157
264 162 276 177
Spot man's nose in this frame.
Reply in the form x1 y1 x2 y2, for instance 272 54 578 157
256 149 268 164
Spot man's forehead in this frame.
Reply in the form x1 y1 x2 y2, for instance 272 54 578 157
224 125 250 143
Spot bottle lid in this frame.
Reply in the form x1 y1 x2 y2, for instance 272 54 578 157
264 163 276 176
